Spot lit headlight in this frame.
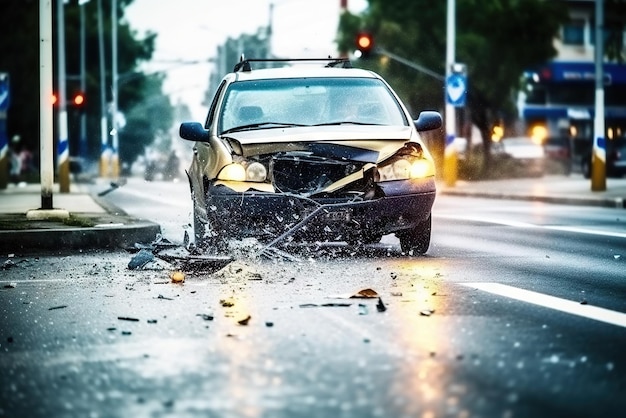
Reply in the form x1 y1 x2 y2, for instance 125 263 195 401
378 158 434 181
246 162 267 182
217 163 246 181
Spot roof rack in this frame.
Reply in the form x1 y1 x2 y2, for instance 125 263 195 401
233 57 352 72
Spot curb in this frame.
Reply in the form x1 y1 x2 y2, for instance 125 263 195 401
440 190 626 209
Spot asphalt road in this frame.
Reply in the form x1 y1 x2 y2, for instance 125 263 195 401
1 178 625 418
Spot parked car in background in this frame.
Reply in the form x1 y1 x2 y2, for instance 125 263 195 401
543 136 571 175
581 137 626 178
494 136 545 177
179 58 442 254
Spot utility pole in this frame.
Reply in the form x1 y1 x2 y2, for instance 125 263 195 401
57 0 70 193
111 0 120 178
39 0 55 209
97 0 109 177
444 0 458 187
79 0 89 163
592 0 606 191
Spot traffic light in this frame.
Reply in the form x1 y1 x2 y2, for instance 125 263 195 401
355 32 374 59
72 92 85 110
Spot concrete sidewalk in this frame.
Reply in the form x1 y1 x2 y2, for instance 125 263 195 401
0 174 624 254
439 174 626 209
0 182 161 253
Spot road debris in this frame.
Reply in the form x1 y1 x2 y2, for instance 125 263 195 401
299 302 352 308
197 313 214 321
420 309 435 317
3 283 17 289
220 297 235 307
128 235 233 273
237 315 251 325
48 305 68 310
118 316 140 322
170 271 185 283
376 297 387 312
97 178 127 196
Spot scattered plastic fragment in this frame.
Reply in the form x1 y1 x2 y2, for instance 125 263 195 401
147 319 158 324
237 315 251 325
128 249 155 270
48 305 68 310
3 283 17 289
351 288 379 298
220 297 235 307
265 321 274 327
170 271 185 283
121 331 132 336
580 300 588 305
299 303 352 308
157 294 174 300
118 316 140 322
420 309 435 317
376 297 387 312
358 304 368 315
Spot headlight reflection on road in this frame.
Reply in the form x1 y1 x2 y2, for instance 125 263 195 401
386 259 465 417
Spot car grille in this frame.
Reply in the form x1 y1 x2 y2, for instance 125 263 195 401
270 153 360 195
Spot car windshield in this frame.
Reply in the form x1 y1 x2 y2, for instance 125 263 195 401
218 77 408 134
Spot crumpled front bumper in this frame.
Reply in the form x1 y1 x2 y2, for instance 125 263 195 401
205 177 436 241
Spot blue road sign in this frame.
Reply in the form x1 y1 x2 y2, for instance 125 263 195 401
446 73 467 107
0 73 9 112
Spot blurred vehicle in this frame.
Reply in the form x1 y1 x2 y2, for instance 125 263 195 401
543 136 571 175
581 137 626 179
495 136 545 177
179 57 442 254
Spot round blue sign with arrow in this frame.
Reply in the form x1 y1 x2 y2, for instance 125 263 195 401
0 73 10 112
446 73 467 107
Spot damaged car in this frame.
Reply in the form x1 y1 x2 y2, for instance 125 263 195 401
179 58 442 254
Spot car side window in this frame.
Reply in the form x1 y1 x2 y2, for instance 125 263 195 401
205 80 227 129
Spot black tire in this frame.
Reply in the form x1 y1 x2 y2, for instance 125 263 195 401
398 214 431 255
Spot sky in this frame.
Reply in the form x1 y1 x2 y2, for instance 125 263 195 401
124 0 368 121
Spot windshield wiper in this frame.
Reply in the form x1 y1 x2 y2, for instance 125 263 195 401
222 122 309 134
312 121 381 127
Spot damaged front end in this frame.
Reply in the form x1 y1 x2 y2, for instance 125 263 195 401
203 137 436 246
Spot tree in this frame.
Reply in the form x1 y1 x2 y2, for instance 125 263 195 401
0 0 173 174
337 0 568 176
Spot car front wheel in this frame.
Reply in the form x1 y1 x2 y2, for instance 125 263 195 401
397 214 431 255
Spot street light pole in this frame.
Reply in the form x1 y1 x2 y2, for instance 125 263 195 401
57 0 70 193
444 0 458 187
79 0 89 163
39 0 54 209
111 0 119 178
97 0 109 177
592 0 606 191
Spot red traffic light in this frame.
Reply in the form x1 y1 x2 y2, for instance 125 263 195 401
73 93 85 106
355 32 374 58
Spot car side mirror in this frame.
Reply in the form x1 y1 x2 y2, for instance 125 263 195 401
413 111 442 132
180 122 209 142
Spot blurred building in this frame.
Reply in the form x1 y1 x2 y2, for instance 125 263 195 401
517 0 626 167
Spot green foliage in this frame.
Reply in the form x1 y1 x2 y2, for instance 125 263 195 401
337 0 569 176
0 0 173 171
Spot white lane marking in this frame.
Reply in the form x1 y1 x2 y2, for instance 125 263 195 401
435 214 626 239
461 282 626 328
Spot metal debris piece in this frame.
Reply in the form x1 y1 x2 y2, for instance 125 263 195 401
351 288 379 298
376 297 387 312
128 249 155 270
197 313 214 321
299 302 352 308
237 315 251 325
3 283 17 289
118 316 140 322
97 178 127 196
48 305 68 310
420 309 435 317
157 294 174 300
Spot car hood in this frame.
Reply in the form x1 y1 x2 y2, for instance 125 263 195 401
223 125 416 163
